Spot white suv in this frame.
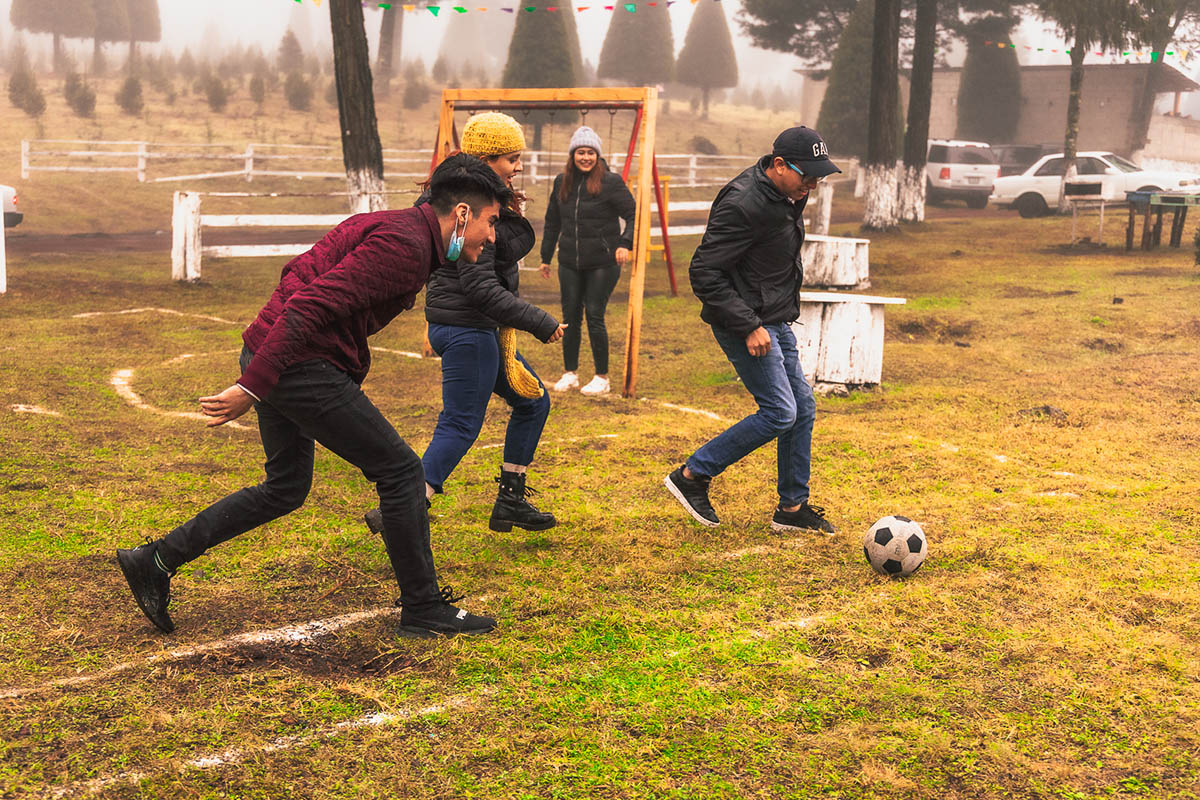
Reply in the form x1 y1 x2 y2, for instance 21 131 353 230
1 184 20 228
926 139 1000 209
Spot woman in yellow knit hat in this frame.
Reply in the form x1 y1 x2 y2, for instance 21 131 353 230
364 112 566 539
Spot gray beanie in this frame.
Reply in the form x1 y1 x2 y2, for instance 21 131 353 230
569 126 603 156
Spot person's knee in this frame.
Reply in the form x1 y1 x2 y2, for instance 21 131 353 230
375 445 424 489
760 399 798 433
259 476 311 514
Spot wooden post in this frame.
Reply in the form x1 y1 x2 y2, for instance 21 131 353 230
137 142 147 183
622 87 657 398
245 144 255 182
651 161 676 296
435 97 457 165
1152 207 1164 247
171 191 202 282
0 209 7 295
20 140 29 180
1126 205 1135 251
688 154 697 186
1141 204 1153 250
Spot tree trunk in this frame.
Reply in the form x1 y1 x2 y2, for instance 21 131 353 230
1127 52 1167 161
93 38 106 77
377 4 400 78
701 86 710 119
1057 39 1086 213
532 122 544 152
899 0 936 223
330 0 387 212
52 33 63 74
863 0 901 230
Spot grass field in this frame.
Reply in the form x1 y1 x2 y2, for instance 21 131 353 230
2 185 1200 798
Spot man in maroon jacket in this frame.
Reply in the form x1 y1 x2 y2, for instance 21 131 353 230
117 154 508 639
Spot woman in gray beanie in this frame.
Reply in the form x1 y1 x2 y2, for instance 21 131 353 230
539 125 636 396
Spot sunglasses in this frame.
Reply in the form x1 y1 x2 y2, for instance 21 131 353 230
785 161 825 185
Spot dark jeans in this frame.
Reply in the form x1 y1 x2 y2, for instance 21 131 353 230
422 324 550 493
156 347 439 608
687 323 816 507
559 263 620 374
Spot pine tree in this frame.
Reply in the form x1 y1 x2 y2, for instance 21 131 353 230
125 0 160 68
816 0 902 160
91 0 129 77
10 0 96 73
955 16 1021 143
278 29 305 74
502 5 578 149
676 0 738 118
597 4 674 86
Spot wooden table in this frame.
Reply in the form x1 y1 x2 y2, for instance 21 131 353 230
1125 190 1200 251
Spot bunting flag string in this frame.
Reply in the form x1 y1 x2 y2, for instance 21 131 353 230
982 40 1192 61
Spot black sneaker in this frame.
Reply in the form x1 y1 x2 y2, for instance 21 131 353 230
771 502 836 534
397 586 495 638
664 466 719 527
116 540 175 633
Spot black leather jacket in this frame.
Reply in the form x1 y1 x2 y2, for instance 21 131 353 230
540 168 636 271
421 195 559 341
688 156 808 338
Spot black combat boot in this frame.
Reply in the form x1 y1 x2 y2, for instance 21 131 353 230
488 470 556 532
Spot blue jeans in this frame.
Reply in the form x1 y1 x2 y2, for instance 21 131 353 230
422 324 550 493
687 322 816 507
157 347 439 607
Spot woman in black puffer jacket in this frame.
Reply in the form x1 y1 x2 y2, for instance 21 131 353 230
364 113 566 537
539 126 636 397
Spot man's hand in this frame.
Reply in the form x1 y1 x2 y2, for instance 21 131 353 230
199 385 255 427
614 247 632 266
546 323 568 344
745 327 771 357
539 262 552 279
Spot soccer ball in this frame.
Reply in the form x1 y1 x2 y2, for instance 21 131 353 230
862 516 927 577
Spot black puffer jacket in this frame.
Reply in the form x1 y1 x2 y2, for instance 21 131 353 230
688 156 808 338
421 195 559 341
540 168 636 271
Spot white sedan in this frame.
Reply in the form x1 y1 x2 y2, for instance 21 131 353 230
990 152 1200 218
1 184 20 228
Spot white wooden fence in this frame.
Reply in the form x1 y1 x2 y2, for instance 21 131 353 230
23 139 750 188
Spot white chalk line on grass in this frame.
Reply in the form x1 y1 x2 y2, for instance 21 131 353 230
0 606 399 701
110 368 252 431
44 695 469 800
660 402 726 422
9 404 62 417
477 433 619 451
72 307 241 325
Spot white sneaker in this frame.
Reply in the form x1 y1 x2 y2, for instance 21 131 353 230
580 375 611 396
552 371 579 392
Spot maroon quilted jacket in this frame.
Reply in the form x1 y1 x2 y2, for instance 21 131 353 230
238 203 445 400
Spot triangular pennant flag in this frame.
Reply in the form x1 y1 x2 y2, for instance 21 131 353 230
428 4 440 13
453 5 468 10
501 5 515 10
403 4 415 9
625 2 636 9
547 5 559 9
312 0 322 6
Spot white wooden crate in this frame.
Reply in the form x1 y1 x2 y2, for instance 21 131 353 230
791 292 906 387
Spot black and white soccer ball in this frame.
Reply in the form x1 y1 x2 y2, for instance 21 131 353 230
862 516 927 577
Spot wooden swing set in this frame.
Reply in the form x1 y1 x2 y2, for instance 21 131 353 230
430 87 675 398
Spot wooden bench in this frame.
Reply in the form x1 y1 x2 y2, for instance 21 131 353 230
790 292 907 390
802 234 871 290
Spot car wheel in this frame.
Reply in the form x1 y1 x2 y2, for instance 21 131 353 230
966 193 989 209
1016 193 1048 218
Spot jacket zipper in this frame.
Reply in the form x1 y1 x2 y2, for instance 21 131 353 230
573 182 582 266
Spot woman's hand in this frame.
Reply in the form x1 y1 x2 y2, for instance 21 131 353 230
199 385 255 427
547 323 567 344
539 262 552 279
615 247 632 266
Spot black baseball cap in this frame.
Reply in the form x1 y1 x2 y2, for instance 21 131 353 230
772 126 841 178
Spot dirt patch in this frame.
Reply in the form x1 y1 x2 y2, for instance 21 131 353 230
1082 338 1123 353
172 635 421 679
1113 266 1185 277
893 317 977 343
1000 286 1079 299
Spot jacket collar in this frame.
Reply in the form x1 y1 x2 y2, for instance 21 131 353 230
418 202 447 264
754 155 790 204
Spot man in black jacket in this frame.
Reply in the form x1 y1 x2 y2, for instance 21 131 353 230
664 127 840 534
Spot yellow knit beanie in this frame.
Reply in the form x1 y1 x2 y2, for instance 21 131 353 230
460 112 526 157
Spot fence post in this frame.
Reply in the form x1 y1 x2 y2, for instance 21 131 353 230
171 191 202 282
813 182 833 235
20 140 29 180
137 142 148 183
529 150 539 184
688 154 697 187
0 211 7 295
244 144 254 182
